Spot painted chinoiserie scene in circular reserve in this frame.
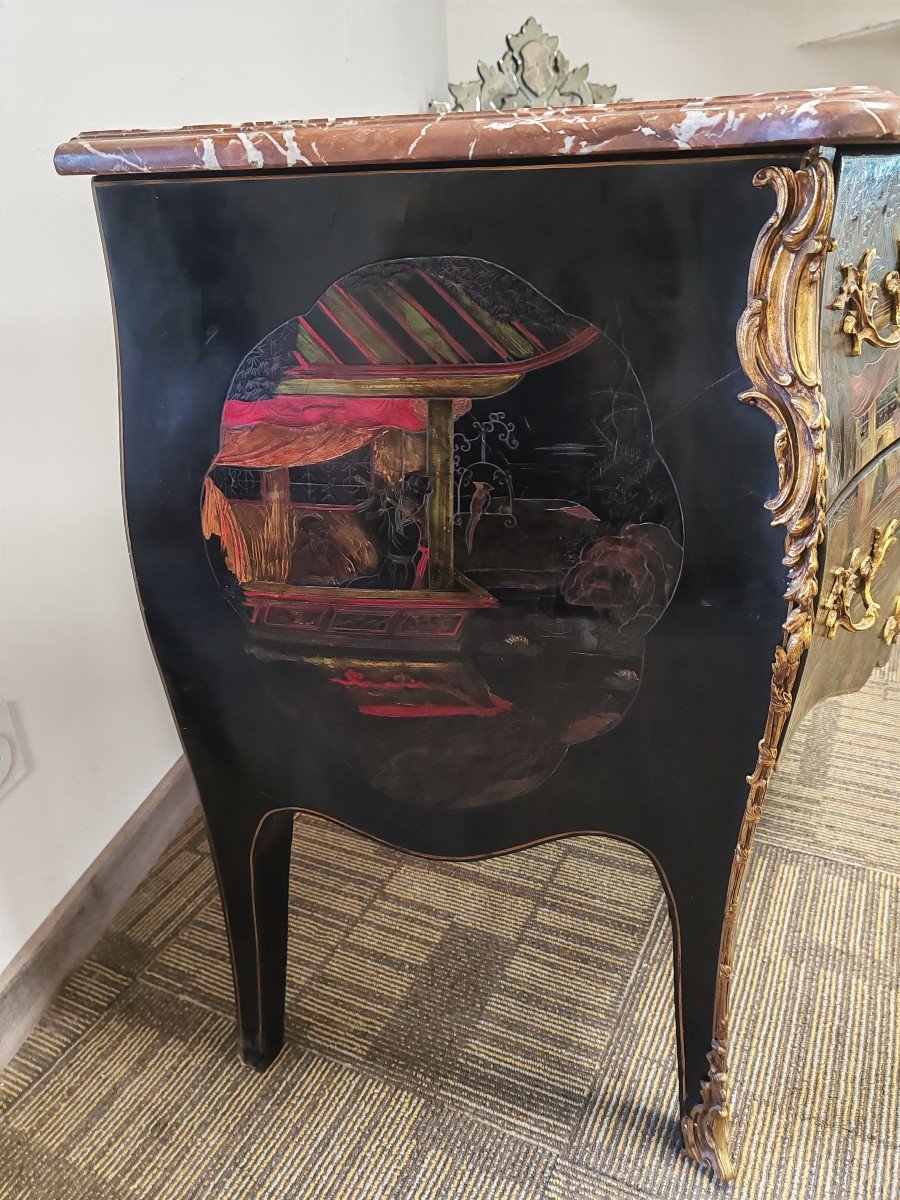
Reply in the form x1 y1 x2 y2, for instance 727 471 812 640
201 257 684 808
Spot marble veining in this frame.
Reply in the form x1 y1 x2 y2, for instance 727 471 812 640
55 87 900 176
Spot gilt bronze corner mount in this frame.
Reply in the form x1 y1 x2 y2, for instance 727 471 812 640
681 1041 733 1181
682 152 836 1183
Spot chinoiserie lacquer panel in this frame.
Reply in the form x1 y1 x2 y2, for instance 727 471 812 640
96 157 797 1179
201 257 683 808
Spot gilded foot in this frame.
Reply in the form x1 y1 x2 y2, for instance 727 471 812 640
681 1041 735 1182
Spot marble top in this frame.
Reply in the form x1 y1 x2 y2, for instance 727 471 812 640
55 87 900 177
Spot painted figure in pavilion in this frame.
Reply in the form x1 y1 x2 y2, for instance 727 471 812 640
202 257 683 807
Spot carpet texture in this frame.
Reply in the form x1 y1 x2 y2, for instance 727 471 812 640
1 657 897 1199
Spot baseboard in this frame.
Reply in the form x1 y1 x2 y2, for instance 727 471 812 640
0 756 199 1071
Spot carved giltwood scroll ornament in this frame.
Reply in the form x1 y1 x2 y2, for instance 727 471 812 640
682 153 836 1182
830 244 900 355
821 519 899 638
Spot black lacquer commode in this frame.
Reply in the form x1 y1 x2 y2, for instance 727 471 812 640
57 89 900 1180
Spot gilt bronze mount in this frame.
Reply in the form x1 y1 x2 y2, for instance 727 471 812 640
683 151 836 1182
883 594 900 645
429 15 625 113
821 519 899 638
830 244 900 355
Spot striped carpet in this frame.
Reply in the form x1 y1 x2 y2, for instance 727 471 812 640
1 656 897 1199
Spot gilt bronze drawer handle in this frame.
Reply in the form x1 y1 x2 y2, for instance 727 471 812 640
830 244 900 356
821 519 899 638
883 595 900 647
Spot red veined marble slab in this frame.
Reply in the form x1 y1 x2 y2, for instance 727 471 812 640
55 86 900 176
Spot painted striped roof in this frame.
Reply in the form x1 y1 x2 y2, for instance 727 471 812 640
227 257 598 402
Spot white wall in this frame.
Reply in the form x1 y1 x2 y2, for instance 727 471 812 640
0 0 448 975
1 0 898 978
794 1 899 46
442 2 900 102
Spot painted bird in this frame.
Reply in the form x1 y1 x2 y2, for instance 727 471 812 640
464 481 493 556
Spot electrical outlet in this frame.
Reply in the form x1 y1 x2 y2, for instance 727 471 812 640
0 702 29 801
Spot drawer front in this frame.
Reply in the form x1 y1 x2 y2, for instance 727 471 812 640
821 151 900 502
792 442 900 728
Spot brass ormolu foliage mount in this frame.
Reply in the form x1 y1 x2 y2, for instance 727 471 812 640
429 16 626 114
682 152 836 1182
830 243 900 355
883 594 900 646
821 519 899 638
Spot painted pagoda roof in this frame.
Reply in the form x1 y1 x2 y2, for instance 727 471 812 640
227 257 598 404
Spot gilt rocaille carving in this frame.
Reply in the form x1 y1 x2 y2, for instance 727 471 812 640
682 153 836 1182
